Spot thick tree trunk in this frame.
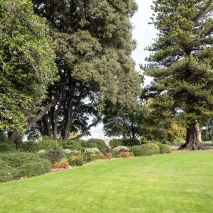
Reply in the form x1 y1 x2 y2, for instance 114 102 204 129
179 121 206 150
8 129 23 148
63 101 73 140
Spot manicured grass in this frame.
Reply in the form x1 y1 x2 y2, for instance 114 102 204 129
0 151 213 213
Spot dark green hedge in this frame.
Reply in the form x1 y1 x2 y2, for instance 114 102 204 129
109 139 123 149
131 143 160 156
81 139 108 153
0 136 16 152
60 140 82 150
0 152 51 182
123 138 140 147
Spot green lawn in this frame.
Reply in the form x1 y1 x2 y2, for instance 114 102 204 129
1 151 213 213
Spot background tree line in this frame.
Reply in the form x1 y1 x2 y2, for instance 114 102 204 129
0 0 142 147
1 0 213 150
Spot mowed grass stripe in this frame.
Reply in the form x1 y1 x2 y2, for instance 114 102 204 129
0 151 213 213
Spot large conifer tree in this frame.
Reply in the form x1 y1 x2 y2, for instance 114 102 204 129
142 0 213 149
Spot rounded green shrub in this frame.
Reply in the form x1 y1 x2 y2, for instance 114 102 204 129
60 140 82 150
38 149 46 154
159 144 172 153
61 149 72 157
36 137 62 151
84 153 98 162
123 138 140 147
84 147 100 154
82 139 108 153
68 154 84 166
131 143 160 156
109 139 123 149
83 148 100 162
112 146 129 156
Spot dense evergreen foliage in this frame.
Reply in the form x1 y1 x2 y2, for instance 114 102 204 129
0 0 142 145
0 152 51 182
28 0 142 141
0 0 57 144
142 0 213 149
103 102 149 138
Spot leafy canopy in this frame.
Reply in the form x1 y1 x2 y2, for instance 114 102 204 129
0 0 57 132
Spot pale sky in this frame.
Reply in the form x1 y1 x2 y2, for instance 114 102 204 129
87 0 157 139
131 0 157 85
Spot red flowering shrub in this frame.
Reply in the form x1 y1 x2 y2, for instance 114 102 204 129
51 162 60 169
120 151 131 158
59 158 69 169
106 152 113 159
51 158 69 169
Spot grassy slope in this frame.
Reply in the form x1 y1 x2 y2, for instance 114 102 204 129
0 152 213 213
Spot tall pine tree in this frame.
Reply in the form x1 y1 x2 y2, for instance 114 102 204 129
142 0 213 150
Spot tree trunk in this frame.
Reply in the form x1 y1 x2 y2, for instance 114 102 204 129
8 129 23 148
179 121 206 150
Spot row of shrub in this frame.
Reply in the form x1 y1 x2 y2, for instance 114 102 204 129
114 143 171 157
43 143 171 169
109 138 140 148
18 137 143 153
0 136 171 182
19 137 109 153
0 135 172 154
0 152 51 182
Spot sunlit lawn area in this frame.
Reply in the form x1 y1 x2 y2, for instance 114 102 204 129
0 151 213 213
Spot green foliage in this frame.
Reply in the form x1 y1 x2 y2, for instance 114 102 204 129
142 0 213 145
0 0 57 133
68 154 84 166
202 141 213 147
36 138 62 151
0 152 51 182
158 144 172 154
25 0 142 141
112 146 129 156
60 140 82 151
123 138 140 147
109 139 123 149
70 150 82 156
0 136 16 152
173 138 185 146
61 149 72 157
96 152 106 160
0 143 15 152
19 142 38 152
103 103 149 138
82 139 108 153
39 150 65 164
84 148 100 154
131 143 160 156
84 153 98 163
